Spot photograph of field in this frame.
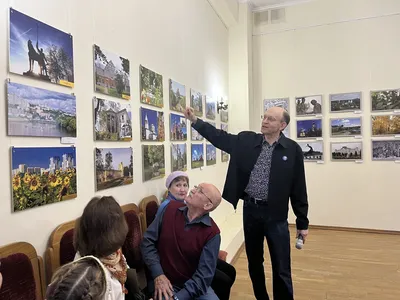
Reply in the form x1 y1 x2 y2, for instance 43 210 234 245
191 144 204 169
140 65 163 108
206 144 217 166
330 117 362 137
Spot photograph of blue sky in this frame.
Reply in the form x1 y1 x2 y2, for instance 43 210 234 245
141 107 159 135
97 148 132 170
331 118 361 127
12 147 75 169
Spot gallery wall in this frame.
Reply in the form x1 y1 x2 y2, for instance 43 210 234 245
0 0 235 257
252 0 400 231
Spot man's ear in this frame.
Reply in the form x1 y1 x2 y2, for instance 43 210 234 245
204 202 213 211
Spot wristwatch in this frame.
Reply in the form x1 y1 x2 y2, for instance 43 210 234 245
173 295 179 300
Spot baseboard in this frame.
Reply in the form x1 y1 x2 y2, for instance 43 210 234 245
289 223 400 235
230 241 245 265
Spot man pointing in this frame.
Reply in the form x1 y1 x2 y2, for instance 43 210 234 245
184 106 309 300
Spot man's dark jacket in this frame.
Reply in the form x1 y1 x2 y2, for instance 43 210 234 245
192 119 309 230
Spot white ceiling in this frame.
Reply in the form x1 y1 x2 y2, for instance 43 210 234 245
240 0 314 11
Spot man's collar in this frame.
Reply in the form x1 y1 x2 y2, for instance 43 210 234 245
255 132 289 148
179 206 212 226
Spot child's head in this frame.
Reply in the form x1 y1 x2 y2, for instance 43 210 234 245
46 256 107 300
165 171 189 201
74 196 128 258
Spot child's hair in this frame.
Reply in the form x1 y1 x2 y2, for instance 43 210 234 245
46 256 107 300
74 196 128 258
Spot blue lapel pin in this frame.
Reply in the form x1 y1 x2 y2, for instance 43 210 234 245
282 156 287 161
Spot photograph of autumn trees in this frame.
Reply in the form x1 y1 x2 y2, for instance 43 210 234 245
372 115 400 136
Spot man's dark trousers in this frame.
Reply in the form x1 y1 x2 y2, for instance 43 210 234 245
243 200 294 300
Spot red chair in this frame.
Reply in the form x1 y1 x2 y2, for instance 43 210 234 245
0 242 46 300
139 195 159 233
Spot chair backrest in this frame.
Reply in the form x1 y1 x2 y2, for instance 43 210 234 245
121 203 144 270
139 195 159 233
0 242 45 300
45 220 76 283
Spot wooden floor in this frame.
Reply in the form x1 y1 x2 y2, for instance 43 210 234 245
230 228 400 300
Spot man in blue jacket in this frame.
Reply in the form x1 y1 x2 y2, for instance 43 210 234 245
184 106 309 300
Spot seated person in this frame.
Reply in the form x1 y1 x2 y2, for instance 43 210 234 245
158 172 236 300
141 183 222 300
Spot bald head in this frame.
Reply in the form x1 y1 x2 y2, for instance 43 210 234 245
262 106 290 136
201 183 222 210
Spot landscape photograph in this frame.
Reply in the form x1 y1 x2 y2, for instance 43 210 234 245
171 144 187 172
191 144 204 169
296 119 323 138
94 44 130 100
371 115 400 136
206 96 216 120
9 8 74 87
95 147 133 191
140 107 165 141
11 146 77 212
372 140 400 161
330 117 362 137
7 82 76 137
93 97 132 141
295 95 322 116
371 89 400 111
331 142 362 161
169 79 186 112
330 92 362 112
142 145 165 182
206 144 217 166
170 113 187 141
140 65 163 108
191 89 203 117
298 141 324 161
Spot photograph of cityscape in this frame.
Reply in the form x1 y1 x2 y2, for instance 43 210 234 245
9 8 74 87
140 65 163 108
170 113 187 141
298 141 324 161
330 117 362 137
169 79 186 112
206 144 216 166
171 144 187 172
191 89 203 117
94 44 130 100
140 107 165 141
296 119 323 138
205 96 216 120
93 97 132 141
7 82 76 137
330 92 361 112
331 142 362 161
142 145 165 181
95 147 133 191
11 146 77 212
371 115 400 136
191 144 204 169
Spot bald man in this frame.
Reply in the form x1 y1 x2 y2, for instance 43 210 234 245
184 106 309 300
141 183 222 300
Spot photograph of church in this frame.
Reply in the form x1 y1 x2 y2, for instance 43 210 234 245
140 107 165 141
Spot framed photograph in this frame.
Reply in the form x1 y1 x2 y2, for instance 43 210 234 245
191 144 204 169
371 89 400 112
7 82 76 138
140 65 163 108
296 119 323 139
169 79 186 112
170 113 187 141
372 140 400 161
93 97 132 141
329 92 362 112
171 144 187 172
263 98 290 136
9 8 74 87
142 145 165 182
295 95 322 116
191 127 203 141
190 89 203 117
371 115 400 136
93 44 130 100
298 141 324 162
331 142 362 161
330 117 362 137
140 107 165 141
221 150 229 162
95 147 133 191
205 96 216 120
11 146 77 212
206 144 217 166
220 111 228 123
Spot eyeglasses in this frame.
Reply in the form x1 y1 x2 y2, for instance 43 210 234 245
194 185 213 205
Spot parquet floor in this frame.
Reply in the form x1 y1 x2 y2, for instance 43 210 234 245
230 228 400 300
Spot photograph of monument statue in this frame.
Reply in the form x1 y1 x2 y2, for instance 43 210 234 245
9 8 74 87
298 141 324 162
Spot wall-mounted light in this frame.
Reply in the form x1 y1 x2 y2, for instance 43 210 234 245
217 98 228 114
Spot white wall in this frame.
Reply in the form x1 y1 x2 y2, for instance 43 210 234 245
252 0 400 231
0 0 234 258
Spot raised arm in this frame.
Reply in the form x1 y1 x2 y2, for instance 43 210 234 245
175 234 221 300
184 107 237 154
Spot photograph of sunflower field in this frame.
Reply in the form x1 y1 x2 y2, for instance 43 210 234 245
11 146 77 212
